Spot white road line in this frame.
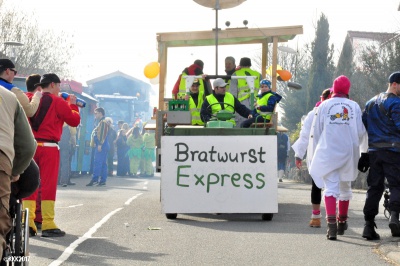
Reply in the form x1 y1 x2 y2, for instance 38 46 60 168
124 193 143 205
49 193 142 266
57 204 83 209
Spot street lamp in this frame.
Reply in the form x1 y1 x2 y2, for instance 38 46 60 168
3 41 24 61
193 0 246 75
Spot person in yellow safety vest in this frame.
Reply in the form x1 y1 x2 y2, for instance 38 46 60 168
200 78 253 126
186 79 205 126
241 79 282 128
172 59 211 99
230 57 263 127
224 56 236 91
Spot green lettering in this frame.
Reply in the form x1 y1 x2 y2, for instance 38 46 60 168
243 174 253 189
176 165 190 187
207 173 220 193
231 173 241 187
221 174 230 186
256 173 265 189
194 174 205 186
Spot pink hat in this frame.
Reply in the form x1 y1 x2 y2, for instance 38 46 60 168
333 75 351 95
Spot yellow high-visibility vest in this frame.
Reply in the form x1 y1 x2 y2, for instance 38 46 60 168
206 92 235 125
234 68 261 102
256 92 274 121
189 92 204 126
177 73 205 99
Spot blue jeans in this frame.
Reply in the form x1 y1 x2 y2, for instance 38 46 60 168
92 147 109 183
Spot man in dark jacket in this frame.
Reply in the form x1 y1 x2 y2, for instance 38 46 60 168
362 71 400 240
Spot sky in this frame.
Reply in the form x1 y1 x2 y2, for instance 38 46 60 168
4 0 400 101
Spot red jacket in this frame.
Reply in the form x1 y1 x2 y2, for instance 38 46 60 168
172 63 204 96
29 92 80 142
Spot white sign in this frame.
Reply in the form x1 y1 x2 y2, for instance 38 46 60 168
161 135 278 213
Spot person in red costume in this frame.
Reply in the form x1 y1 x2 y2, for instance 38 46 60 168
23 73 81 237
25 74 45 231
25 74 42 100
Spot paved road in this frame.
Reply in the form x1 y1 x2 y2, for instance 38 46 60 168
27 174 399 265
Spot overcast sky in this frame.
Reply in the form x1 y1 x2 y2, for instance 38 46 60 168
5 0 400 92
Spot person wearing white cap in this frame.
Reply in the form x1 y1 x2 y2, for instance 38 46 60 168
200 78 252 126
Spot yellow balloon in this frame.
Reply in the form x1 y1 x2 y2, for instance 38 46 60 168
266 65 283 77
144 62 160 79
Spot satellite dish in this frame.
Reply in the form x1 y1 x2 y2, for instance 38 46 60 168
4 41 24 46
278 46 296 54
287 81 302 90
193 0 246 9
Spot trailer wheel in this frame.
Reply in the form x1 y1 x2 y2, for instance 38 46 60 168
262 213 273 221
166 213 177 220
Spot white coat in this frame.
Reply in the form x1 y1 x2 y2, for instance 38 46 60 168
292 107 316 169
309 97 368 188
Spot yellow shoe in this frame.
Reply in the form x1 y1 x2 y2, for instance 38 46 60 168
309 218 321 228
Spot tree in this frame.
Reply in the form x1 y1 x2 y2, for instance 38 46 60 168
350 39 400 107
335 35 354 78
306 13 335 112
0 3 75 78
279 45 312 132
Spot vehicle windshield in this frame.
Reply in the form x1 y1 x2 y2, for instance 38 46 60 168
100 100 134 125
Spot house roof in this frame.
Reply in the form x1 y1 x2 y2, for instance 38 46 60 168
347 31 398 43
86 70 146 85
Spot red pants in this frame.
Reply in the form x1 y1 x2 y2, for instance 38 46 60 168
25 146 59 201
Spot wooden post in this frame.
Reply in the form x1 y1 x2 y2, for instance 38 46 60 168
271 36 278 92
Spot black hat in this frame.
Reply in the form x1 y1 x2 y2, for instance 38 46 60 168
193 59 204 69
35 73 61 87
0 59 15 70
389 72 400 84
239 57 251 67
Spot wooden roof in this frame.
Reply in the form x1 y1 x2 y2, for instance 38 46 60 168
157 25 303 47
156 25 303 109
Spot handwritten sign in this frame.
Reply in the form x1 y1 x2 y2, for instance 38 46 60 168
161 136 278 213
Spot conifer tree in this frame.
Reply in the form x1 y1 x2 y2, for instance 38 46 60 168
306 13 335 111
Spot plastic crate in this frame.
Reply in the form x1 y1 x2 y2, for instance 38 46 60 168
168 100 189 111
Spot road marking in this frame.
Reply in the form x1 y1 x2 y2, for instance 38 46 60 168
57 204 83 209
49 193 143 266
124 193 143 205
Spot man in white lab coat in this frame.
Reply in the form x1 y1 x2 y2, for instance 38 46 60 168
292 88 332 228
308 75 368 240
